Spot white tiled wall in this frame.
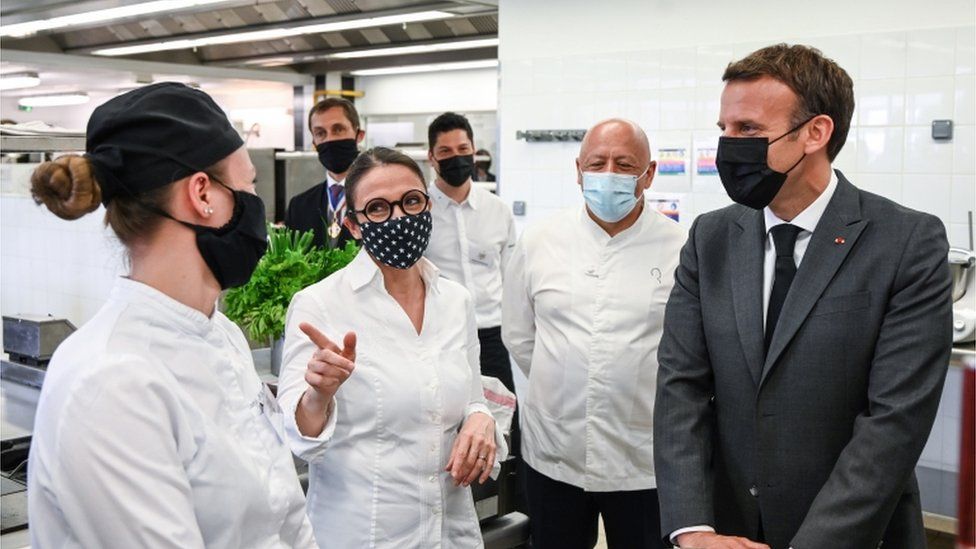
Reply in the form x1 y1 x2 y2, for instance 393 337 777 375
498 25 976 249
0 164 126 346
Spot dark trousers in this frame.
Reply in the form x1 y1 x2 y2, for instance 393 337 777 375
524 464 664 549
477 326 519 454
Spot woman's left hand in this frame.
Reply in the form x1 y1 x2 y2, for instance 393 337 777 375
445 412 496 486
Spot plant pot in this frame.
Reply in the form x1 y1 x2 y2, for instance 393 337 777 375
270 337 284 377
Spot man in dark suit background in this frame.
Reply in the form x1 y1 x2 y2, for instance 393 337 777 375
284 97 364 249
654 44 953 549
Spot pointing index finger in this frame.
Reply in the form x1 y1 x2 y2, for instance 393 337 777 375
300 322 339 352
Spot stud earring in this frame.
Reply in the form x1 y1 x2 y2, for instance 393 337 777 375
204 206 214 215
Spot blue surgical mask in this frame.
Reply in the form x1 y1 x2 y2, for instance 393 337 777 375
581 169 646 223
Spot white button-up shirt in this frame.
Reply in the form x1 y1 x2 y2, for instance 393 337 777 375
502 203 686 492
762 170 838 326
278 249 505 548
28 278 315 549
425 183 516 329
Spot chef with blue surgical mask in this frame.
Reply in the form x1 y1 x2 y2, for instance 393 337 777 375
502 118 687 549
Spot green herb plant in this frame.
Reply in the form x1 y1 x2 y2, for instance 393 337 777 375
224 224 358 343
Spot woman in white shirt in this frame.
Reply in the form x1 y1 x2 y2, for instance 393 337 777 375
26 83 315 548
277 147 504 548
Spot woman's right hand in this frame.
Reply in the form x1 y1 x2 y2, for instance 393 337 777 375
295 322 356 437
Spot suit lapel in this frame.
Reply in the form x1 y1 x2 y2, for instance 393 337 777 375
760 174 867 387
730 207 766 386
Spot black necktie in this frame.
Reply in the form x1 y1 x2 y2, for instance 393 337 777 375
765 224 802 351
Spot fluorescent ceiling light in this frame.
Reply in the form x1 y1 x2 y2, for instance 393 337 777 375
350 59 498 76
329 38 499 59
0 72 41 90
0 0 230 38
18 93 90 107
92 10 454 56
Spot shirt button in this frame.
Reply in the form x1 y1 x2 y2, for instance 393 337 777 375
429 475 437 483
749 485 759 497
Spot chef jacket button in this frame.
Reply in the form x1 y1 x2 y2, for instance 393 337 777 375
749 485 759 497
429 475 436 483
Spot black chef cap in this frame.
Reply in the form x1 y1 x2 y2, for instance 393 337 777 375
85 82 244 206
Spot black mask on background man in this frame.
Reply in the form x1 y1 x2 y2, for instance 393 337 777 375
317 138 359 174
437 154 475 187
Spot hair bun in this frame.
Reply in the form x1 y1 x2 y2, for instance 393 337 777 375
30 155 102 220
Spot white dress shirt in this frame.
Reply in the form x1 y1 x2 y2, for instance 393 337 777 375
28 278 316 549
671 170 838 544
502 202 686 492
761 170 838 327
425 182 517 329
278 249 506 548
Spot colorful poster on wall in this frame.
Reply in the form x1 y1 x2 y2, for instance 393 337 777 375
657 147 688 176
696 146 718 176
647 193 682 222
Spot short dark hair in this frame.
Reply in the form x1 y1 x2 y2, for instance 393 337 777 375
427 112 474 151
344 147 427 220
723 43 854 161
307 97 360 133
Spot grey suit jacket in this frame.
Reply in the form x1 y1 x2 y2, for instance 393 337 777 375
653 171 953 549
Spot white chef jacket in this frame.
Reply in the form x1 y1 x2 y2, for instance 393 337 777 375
502 203 686 492
425 183 517 329
277 249 506 548
27 277 316 549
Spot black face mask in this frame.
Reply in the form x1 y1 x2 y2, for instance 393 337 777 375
316 138 359 174
156 180 269 289
715 116 815 210
437 154 475 187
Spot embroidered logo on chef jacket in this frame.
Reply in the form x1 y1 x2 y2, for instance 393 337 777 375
650 267 662 283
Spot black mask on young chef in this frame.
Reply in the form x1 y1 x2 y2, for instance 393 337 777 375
715 116 816 210
316 139 359 174
155 179 269 289
437 154 475 187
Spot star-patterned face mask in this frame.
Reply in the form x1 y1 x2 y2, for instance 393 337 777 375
359 210 432 269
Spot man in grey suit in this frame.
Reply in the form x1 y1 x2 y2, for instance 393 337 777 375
654 44 953 549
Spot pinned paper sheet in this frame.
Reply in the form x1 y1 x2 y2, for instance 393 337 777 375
646 193 682 222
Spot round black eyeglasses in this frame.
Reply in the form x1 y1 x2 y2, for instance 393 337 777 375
349 189 430 224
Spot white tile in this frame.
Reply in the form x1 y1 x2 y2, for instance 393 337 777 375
811 35 861 81
694 86 723 130
857 127 904 173
919 419 943 469
854 173 903 204
694 192 733 216
563 55 597 94
660 48 697 89
695 44 734 88
957 26 976 76
942 418 960 470
949 222 974 250
901 174 952 221
591 91 630 122
955 125 975 174
903 126 953 174
904 77 956 125
532 56 564 95
501 58 534 96
628 91 661 131
563 92 597 130
956 75 976 126
593 54 628 94
860 32 907 80
833 128 858 175
659 88 694 130
907 29 957 78
951 175 975 224
856 78 905 126
626 50 661 92
731 41 768 62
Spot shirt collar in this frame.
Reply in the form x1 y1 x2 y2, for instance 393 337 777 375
110 277 214 335
763 169 838 235
326 172 344 188
346 247 441 294
429 179 478 210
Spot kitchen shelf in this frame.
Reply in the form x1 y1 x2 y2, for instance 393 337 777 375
0 135 85 153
